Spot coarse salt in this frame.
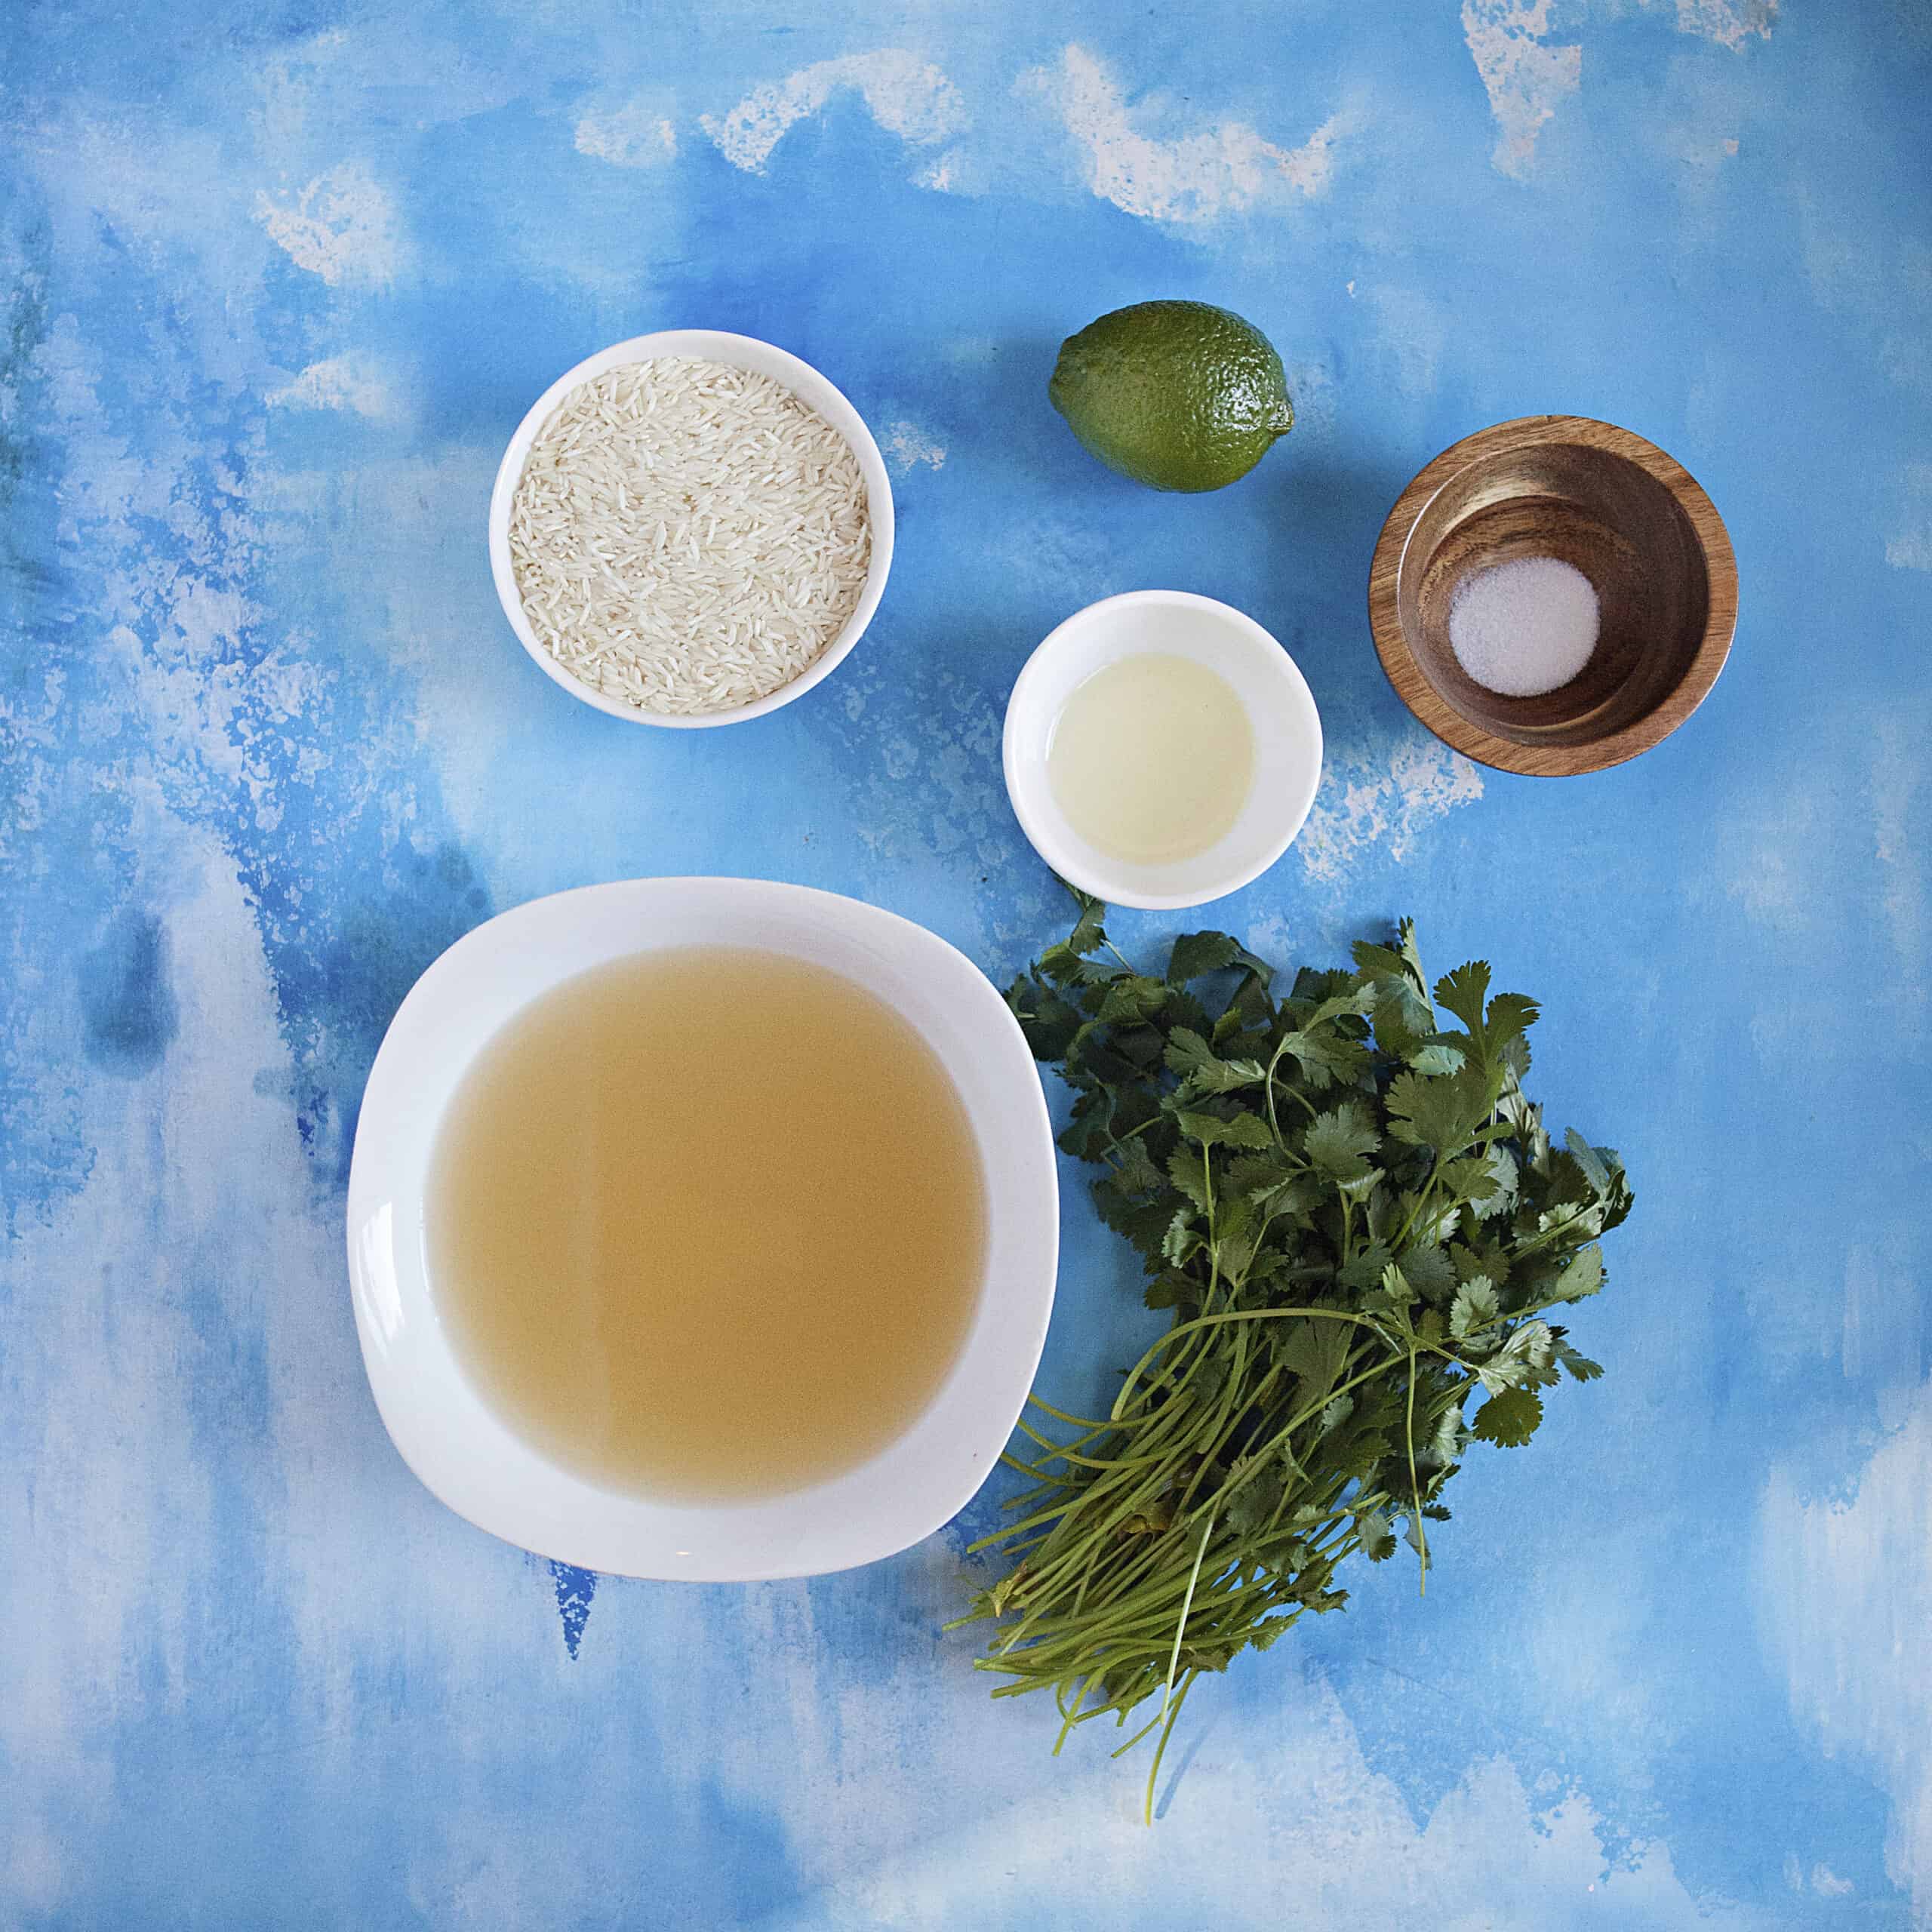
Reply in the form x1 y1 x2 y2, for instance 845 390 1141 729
1447 555 1600 698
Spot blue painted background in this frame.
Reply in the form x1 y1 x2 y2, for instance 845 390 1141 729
4 2 1930 1924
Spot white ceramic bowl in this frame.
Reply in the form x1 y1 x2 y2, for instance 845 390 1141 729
487 331 895 728
1002 591 1324 910
346 878 1057 1581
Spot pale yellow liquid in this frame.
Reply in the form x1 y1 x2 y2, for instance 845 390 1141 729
425 946 987 1502
1047 653 1255 866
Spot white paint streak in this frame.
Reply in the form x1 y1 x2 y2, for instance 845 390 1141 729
1367 285 1450 396
1718 772 1811 930
2 1817 63 1913
914 146 968 193
1283 355 1337 439
760 1672 1779 1929
1297 731 1484 884
1020 44 1341 223
1461 0 1581 180
1761 1381 1932 1911
882 420 946 475
0 830 326 1894
828 659 1017 891
1870 713 1927 980
1670 128 1743 168
1840 1242 1930 1417
574 96 678 168
26 303 417 937
701 50 967 176
1887 464 1932 572
253 162 401 286
1675 0 1777 50
266 355 397 420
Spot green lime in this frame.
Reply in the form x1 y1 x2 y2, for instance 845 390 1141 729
1049 300 1294 494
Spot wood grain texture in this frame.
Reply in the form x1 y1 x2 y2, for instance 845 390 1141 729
1367 416 1737 777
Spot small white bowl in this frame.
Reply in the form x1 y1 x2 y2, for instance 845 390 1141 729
487 331 895 729
1002 591 1324 910
346 878 1057 1581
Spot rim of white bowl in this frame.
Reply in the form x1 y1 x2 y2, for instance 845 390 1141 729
487 330 896 730
1001 590 1324 911
345 878 1060 1582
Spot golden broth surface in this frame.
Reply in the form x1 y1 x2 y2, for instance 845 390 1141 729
426 946 986 1501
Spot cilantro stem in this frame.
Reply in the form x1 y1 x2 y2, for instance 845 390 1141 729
1403 1337 1428 1596
1263 1035 1318 1143
1099 1118 1161 1158
1389 1164 1441 1252
1151 1515 1214 1818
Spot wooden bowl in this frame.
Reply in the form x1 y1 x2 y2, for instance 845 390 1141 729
1367 417 1737 776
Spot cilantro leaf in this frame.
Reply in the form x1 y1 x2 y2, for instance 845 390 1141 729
1482 992 1539 1054
1275 1027 1369 1089
1303 1101 1380 1183
1097 976 1170 1026
1426 1404 1468 1467
1174 1109 1276 1150
1058 1084 1116 1161
1449 1275 1501 1340
1355 1509 1398 1561
1164 1029 1267 1094
1165 1145 1212 1213
1564 1129 1614 1200
1168 930 1254 984
1367 1263 1417 1321
1549 1244 1604 1304
1384 1066 1489 1155
1143 1271 1201 1313
1434 961 1492 1033
1453 1235 1512 1286
1337 1241 1395 1293
1477 1144 1519 1215
1161 1208 1202 1267
1397 1242 1458 1303
1308 982 1380 1027
1092 1177 1180 1263
1475 1319 1556 1394
1226 1462 1284 1537
1005 975 1084 1061
1279 1319 1352 1404
1318 1393 1355 1436
1066 888 1107 958
1037 939 1119 988
1471 1386 1543 1447
1111 1138 1164 1196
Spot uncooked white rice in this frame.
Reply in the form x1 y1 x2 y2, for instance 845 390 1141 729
507 357 871 715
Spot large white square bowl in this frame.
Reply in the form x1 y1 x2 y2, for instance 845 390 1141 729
346 878 1058 1581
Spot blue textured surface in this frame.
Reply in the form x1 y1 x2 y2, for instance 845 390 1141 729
4 4 1930 1924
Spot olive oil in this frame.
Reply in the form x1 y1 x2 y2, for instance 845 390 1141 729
1048 652 1255 866
426 947 986 1503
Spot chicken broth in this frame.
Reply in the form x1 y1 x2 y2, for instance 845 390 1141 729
425 946 986 1503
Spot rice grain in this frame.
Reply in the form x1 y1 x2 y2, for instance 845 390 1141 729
507 358 871 716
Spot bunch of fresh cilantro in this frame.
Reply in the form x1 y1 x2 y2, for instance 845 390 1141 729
951 896 1631 1820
